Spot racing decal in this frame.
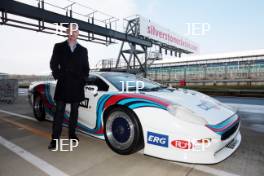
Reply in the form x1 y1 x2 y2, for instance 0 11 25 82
34 84 54 110
206 114 240 135
79 98 89 108
95 93 171 135
100 93 171 111
39 86 172 137
171 140 193 150
147 131 168 147
39 84 104 136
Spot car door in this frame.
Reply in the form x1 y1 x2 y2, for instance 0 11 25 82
78 75 109 130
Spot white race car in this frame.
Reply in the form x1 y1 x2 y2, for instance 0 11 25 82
28 72 241 164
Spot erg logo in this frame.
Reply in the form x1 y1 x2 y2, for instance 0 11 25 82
147 131 168 148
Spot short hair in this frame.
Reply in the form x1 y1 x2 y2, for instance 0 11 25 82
62 23 79 29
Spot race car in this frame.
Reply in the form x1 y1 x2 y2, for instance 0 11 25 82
28 72 241 164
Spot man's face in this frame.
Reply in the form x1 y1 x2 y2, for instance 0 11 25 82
67 24 79 41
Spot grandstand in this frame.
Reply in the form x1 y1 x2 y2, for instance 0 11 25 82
0 73 8 79
147 49 264 86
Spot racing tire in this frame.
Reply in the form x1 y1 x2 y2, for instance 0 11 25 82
104 107 143 155
33 94 46 121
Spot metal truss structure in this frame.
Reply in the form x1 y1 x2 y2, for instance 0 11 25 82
114 16 191 76
0 1 195 76
0 0 151 46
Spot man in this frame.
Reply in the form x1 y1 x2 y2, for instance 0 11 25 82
48 23 90 149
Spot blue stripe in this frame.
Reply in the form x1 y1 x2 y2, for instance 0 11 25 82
117 97 167 110
63 111 104 135
44 91 168 136
118 98 160 106
45 84 54 105
97 94 112 120
207 115 238 129
44 84 104 135
214 120 239 135
128 102 165 109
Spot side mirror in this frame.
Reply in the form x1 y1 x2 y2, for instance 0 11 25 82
85 85 98 96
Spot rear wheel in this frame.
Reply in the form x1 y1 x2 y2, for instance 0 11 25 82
104 107 143 155
33 94 46 121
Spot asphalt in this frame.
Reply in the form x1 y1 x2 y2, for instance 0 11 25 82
0 95 263 176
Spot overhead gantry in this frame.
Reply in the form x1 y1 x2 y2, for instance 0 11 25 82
0 0 198 76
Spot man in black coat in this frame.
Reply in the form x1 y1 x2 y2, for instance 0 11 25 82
48 23 90 149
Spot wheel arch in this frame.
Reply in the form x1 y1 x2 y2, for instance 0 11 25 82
103 104 145 146
32 84 45 101
32 84 46 121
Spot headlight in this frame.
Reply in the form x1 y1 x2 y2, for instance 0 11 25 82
167 104 208 125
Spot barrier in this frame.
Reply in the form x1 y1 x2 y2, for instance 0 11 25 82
0 79 18 104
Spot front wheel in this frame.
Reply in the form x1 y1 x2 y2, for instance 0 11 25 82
104 107 143 155
33 94 46 121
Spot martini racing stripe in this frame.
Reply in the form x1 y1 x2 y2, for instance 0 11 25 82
39 87 172 136
206 114 240 136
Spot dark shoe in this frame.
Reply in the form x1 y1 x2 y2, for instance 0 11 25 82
69 135 79 142
48 139 57 150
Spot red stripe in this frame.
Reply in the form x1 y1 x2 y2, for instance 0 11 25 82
130 94 170 107
104 94 128 110
36 84 44 94
95 127 104 134
35 84 54 109
104 93 170 110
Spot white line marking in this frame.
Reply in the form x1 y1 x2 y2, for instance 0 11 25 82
171 162 241 176
0 136 69 176
0 109 104 141
0 109 37 121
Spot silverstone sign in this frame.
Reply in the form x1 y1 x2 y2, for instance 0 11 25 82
139 16 199 53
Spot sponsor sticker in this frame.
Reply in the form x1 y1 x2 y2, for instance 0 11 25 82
171 140 193 150
147 131 168 147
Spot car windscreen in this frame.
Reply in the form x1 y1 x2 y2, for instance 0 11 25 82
101 73 167 91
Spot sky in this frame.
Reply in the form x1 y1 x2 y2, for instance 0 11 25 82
0 0 264 75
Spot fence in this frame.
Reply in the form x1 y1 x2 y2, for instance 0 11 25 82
0 79 18 104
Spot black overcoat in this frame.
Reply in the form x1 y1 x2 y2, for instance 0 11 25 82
50 40 89 103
